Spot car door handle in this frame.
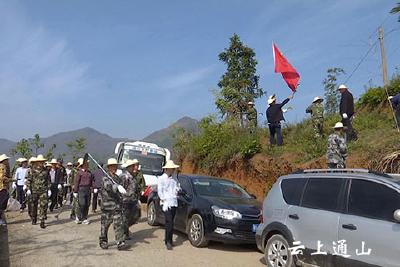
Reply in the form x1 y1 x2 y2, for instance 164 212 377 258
288 214 299 220
342 224 357 230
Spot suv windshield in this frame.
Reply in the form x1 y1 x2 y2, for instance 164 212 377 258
192 177 252 199
124 150 164 175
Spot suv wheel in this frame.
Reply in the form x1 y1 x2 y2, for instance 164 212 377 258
147 201 158 226
265 234 294 267
188 214 209 247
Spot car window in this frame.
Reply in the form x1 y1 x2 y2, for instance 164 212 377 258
301 178 343 212
192 178 252 199
178 176 192 194
281 178 307 206
348 179 400 222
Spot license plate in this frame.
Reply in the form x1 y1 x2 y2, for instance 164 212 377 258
252 224 259 232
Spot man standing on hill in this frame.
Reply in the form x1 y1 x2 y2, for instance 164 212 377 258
246 101 257 132
306 96 324 138
338 84 357 141
389 93 400 128
266 93 294 146
327 122 347 169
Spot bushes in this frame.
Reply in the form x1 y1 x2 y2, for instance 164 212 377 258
174 116 262 170
357 75 400 108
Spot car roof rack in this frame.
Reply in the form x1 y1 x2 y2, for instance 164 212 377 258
303 169 369 174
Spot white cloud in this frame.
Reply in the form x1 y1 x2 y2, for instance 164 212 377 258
159 65 215 91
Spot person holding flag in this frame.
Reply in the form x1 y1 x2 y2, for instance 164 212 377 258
266 93 293 146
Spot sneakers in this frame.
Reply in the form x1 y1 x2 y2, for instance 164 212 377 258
166 243 173 250
82 219 90 225
70 214 75 220
75 218 82 224
32 218 37 225
117 241 129 251
99 241 108 250
40 221 46 229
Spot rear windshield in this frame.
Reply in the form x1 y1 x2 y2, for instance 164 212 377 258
124 150 164 175
281 178 307 206
192 178 252 199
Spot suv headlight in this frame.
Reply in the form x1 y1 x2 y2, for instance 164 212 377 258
211 205 242 220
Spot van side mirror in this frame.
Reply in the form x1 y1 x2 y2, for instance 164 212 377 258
394 209 400 223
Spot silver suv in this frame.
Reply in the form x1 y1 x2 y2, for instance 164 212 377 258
255 169 400 267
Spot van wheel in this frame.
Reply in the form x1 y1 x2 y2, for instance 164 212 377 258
265 234 294 267
147 201 158 226
188 214 208 247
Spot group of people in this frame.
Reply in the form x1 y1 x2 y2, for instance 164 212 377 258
245 84 358 168
0 151 182 251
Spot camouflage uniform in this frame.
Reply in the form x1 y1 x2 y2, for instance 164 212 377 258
99 172 124 247
134 171 146 197
119 170 139 239
25 165 50 225
326 133 347 168
306 101 324 138
0 162 11 221
247 106 258 131
70 168 80 219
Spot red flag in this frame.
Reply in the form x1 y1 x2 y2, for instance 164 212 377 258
273 43 300 91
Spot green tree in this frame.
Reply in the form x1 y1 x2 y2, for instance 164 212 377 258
11 139 32 158
391 3 400 21
66 137 86 162
215 34 263 126
45 144 57 160
30 134 44 154
323 68 345 115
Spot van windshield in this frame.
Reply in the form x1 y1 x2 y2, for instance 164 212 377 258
124 150 165 175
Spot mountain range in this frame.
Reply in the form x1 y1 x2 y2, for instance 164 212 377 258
0 116 198 162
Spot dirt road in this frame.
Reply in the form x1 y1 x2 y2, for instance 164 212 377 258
5 206 264 267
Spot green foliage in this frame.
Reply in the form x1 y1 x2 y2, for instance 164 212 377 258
66 137 86 162
357 75 400 108
391 2 400 21
45 144 57 160
11 139 32 158
174 116 261 171
30 134 44 154
216 34 263 126
323 68 345 115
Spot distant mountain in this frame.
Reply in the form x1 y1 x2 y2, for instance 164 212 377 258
143 116 199 150
0 117 199 163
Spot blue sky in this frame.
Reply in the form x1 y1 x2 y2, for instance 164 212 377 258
0 0 399 141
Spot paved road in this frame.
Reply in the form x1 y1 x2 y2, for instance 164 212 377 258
6 206 264 267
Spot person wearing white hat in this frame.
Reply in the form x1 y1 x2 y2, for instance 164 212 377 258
13 158 29 211
25 155 50 228
306 96 324 138
326 122 347 169
119 159 141 240
48 159 59 212
338 84 357 142
99 158 129 250
64 162 74 206
246 101 258 132
0 154 11 225
157 160 181 250
266 93 294 146
129 159 146 199
73 157 93 225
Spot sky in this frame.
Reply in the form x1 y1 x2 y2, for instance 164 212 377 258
0 0 399 141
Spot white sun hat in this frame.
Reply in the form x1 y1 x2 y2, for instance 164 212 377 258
67 162 73 166
248 101 254 105
267 94 276 105
388 96 393 100
122 159 137 168
28 157 36 163
49 158 58 164
35 154 47 162
313 96 323 103
338 84 347 90
333 122 344 129
0 154 10 162
16 158 28 163
162 160 180 169
77 157 90 166
107 158 120 166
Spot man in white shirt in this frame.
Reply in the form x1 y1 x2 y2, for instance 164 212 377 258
157 160 180 250
13 158 28 211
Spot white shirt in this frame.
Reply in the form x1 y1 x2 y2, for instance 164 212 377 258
14 167 28 186
50 169 56 183
157 173 180 211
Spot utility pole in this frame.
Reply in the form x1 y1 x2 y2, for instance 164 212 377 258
378 27 389 87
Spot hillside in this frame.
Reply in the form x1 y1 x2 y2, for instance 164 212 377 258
1 117 198 162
